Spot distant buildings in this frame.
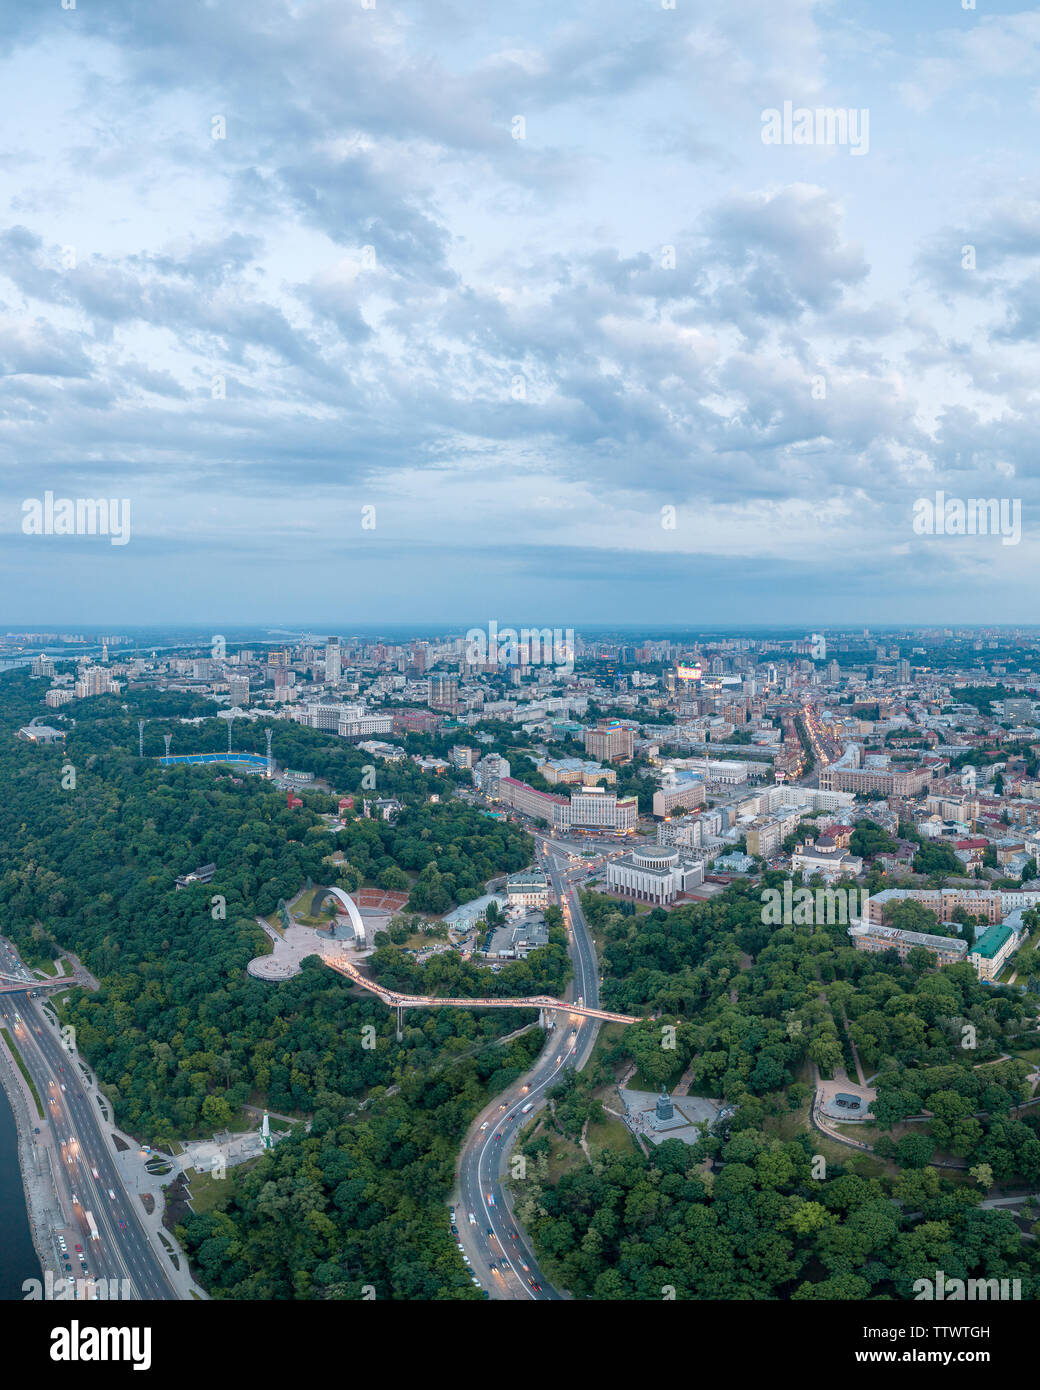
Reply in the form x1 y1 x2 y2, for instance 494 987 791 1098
428 674 458 713
229 675 250 707
74 665 120 699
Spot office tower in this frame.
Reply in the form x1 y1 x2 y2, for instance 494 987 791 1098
324 637 341 686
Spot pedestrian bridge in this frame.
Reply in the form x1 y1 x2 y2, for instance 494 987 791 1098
323 952 639 1024
0 972 76 995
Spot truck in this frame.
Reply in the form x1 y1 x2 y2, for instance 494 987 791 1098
84 1212 99 1242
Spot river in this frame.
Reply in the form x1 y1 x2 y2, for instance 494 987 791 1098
0 1080 42 1300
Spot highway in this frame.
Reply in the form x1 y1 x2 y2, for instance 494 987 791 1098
0 974 177 1300
454 831 615 1300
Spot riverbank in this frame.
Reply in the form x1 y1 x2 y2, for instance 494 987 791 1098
0 1026 54 1296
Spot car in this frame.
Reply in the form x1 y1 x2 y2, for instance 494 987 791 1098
521 1084 529 1093
70 1194 78 1206
468 1212 476 1225
498 1102 506 1110
471 1276 481 1286
456 1242 465 1252
450 1224 458 1235
492 1266 503 1278
108 1189 116 1201
66 1276 75 1286
509 1228 518 1240
486 1193 495 1207
462 1255 471 1265
74 1243 82 1253
495 1132 503 1141
91 1167 99 1180
479 1122 489 1131
487 1228 495 1239
63 1263 71 1272
520 1260 529 1272
60 1084 66 1092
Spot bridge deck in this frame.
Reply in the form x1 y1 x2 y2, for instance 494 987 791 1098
323 956 638 1024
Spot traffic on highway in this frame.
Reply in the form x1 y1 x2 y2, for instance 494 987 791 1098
455 831 608 1300
0 981 176 1301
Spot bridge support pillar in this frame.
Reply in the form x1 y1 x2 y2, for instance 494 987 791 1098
396 1005 404 1042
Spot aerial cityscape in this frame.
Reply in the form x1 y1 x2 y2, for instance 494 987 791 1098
3 625 1040 1332
1 0 1037 1357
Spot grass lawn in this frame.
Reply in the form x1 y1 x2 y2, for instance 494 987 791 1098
586 1113 634 1155
0 1027 43 1118
35 959 58 977
629 1058 688 1092
185 1167 234 1216
1012 1047 1040 1066
545 1132 585 1183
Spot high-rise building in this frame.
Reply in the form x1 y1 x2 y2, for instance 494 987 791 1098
324 637 341 686
229 676 250 707
428 674 458 711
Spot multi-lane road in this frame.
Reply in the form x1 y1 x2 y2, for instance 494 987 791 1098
455 830 618 1300
0 980 176 1300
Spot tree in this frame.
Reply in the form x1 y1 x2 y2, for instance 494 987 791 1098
969 1163 994 1190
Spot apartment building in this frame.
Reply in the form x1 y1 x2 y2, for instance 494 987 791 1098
847 922 968 967
652 774 706 818
584 720 635 762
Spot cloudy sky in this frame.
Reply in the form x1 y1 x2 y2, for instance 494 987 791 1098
1 0 1039 627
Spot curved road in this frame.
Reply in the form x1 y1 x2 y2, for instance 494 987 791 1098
455 832 615 1300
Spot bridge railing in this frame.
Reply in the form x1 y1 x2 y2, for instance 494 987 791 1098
323 956 638 1023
